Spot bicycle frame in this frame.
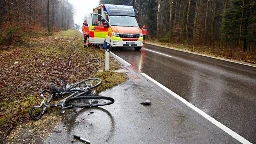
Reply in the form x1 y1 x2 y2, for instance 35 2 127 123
29 78 102 120
40 88 92 110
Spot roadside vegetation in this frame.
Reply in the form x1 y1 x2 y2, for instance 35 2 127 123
0 30 126 142
101 0 256 65
147 39 256 65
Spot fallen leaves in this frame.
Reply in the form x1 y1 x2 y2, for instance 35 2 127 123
0 30 122 141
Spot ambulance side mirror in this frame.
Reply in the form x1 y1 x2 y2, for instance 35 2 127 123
139 24 142 29
101 18 109 28
103 22 109 28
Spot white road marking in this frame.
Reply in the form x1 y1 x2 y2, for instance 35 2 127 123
144 48 173 58
141 73 252 144
110 52 131 66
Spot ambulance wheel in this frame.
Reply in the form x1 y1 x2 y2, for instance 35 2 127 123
134 47 141 51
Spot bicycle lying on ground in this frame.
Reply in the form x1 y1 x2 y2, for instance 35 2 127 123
29 78 114 120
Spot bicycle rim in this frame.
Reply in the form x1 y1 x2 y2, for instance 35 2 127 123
65 96 114 108
85 78 102 89
29 106 44 120
70 78 102 90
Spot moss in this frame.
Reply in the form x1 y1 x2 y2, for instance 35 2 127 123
0 96 37 126
93 71 127 93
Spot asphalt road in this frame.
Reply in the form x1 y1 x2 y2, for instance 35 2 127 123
46 67 241 144
111 44 256 143
46 44 255 144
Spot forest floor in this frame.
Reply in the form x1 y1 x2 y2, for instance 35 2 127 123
148 40 256 66
0 30 126 143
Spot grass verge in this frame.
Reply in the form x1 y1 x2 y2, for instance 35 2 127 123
0 29 126 142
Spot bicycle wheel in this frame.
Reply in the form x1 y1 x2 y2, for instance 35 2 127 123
29 106 45 120
65 96 114 108
84 78 102 89
70 78 102 90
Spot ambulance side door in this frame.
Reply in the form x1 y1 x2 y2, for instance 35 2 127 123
90 13 108 44
89 13 97 44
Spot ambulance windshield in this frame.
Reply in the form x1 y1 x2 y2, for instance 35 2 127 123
109 16 138 27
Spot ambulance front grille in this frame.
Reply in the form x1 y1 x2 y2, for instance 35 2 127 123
119 34 140 38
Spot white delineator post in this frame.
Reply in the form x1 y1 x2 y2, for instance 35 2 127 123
105 49 110 71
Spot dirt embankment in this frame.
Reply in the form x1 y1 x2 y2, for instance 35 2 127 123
0 30 126 143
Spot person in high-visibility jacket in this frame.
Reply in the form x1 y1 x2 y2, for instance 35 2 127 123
142 25 147 43
82 20 89 47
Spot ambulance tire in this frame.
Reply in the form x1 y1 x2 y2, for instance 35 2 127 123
134 47 142 51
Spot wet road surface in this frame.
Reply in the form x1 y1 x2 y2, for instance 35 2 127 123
111 44 256 143
46 70 240 144
45 44 255 144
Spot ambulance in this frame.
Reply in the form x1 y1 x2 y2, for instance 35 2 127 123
88 4 143 51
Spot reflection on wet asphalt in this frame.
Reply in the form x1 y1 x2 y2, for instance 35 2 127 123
112 45 256 143
46 107 115 143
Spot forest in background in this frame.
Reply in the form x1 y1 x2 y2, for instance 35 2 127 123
0 0 74 48
101 0 256 53
0 0 255 60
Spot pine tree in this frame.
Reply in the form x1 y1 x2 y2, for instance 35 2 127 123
221 0 256 51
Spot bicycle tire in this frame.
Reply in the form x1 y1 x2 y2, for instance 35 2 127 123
85 78 102 89
65 96 114 108
70 78 102 90
29 106 44 120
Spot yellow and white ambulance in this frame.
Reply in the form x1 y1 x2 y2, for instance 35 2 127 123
88 4 143 51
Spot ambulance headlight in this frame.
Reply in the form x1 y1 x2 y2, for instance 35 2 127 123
112 32 119 37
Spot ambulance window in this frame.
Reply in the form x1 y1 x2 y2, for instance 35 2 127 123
109 16 138 27
98 9 101 21
92 13 99 26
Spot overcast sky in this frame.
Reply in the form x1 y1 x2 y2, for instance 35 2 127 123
68 0 100 25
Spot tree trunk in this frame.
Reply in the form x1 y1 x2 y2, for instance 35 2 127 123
185 0 191 43
204 0 209 45
132 0 135 7
157 0 161 36
221 0 229 48
52 2 55 29
169 0 174 43
242 0 250 52
193 0 199 45
210 0 216 47
47 0 51 33
239 0 245 47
